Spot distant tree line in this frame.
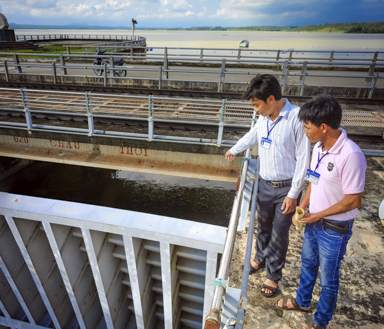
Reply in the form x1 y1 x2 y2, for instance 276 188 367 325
9 21 384 33
190 22 384 33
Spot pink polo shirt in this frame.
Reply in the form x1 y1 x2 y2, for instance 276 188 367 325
309 128 366 221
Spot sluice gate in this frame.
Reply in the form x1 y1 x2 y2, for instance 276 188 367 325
0 192 226 329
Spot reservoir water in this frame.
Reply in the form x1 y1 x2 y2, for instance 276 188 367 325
0 157 236 227
15 29 384 51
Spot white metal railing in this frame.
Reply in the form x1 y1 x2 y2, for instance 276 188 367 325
0 88 383 149
0 191 227 329
0 87 254 147
15 34 146 43
0 51 383 97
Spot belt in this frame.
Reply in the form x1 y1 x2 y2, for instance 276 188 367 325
264 179 292 188
321 218 354 234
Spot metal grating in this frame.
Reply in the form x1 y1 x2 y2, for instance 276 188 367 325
342 110 384 127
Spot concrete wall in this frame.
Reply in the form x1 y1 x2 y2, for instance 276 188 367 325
0 129 243 182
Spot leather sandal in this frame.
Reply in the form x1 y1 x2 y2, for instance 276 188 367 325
260 281 278 298
249 259 265 274
276 297 310 312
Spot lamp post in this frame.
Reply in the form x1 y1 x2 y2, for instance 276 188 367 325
131 18 138 40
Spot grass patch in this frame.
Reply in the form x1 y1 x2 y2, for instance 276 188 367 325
0 45 98 60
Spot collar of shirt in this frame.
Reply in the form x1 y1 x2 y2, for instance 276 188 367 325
316 128 348 155
262 98 293 123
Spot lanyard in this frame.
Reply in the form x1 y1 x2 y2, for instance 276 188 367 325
266 116 282 139
314 148 329 172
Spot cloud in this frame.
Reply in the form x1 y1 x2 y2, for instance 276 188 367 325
0 0 383 28
173 0 193 10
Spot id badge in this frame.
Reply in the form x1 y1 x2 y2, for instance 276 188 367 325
305 169 320 185
261 137 272 149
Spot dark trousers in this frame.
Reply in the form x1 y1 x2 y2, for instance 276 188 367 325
255 179 297 282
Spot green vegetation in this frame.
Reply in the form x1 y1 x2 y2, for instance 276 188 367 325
190 21 384 33
9 21 384 33
0 45 97 59
0 45 92 54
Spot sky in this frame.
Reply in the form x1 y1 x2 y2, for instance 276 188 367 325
1 0 383 28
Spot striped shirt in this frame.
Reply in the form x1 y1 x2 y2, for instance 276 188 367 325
229 99 310 199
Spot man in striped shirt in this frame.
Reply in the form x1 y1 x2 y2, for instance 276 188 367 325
225 74 310 297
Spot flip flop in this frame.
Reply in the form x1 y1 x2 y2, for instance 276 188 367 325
276 297 310 312
249 259 265 274
260 282 278 298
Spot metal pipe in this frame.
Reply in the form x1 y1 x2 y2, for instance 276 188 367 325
204 112 256 328
235 159 260 329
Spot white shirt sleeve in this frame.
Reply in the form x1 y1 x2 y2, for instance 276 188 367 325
229 119 260 155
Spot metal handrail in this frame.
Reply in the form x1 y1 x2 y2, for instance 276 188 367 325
234 159 259 329
204 113 256 328
1 55 383 97
0 87 254 146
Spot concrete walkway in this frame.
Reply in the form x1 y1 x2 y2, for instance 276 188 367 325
228 155 384 328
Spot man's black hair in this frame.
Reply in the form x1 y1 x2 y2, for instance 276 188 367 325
242 74 282 102
298 94 342 129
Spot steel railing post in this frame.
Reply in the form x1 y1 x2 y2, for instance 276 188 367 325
276 50 280 61
13 54 22 74
372 51 378 63
366 63 376 88
281 61 289 95
60 55 67 75
163 48 169 80
52 62 57 84
217 99 226 146
109 55 114 78
368 74 378 99
218 59 226 92
103 63 107 87
148 95 154 141
85 92 94 136
329 51 334 63
158 66 163 89
19 88 32 134
4 61 9 82
299 61 308 96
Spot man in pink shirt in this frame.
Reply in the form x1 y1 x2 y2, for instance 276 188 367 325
276 95 366 329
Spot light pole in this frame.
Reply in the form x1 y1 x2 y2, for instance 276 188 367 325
131 18 138 40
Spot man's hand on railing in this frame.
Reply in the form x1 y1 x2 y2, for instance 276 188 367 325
225 150 235 161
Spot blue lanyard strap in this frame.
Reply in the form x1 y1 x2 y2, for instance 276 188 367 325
266 116 282 139
314 149 329 172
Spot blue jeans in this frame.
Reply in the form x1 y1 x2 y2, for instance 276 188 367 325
295 219 353 328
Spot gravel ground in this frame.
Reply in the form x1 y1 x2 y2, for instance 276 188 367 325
228 155 384 329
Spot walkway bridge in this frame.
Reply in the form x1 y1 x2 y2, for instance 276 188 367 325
0 87 383 329
1 48 383 98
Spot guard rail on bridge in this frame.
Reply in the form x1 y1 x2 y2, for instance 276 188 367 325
0 87 254 147
0 87 383 145
15 34 146 43
1 49 383 97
